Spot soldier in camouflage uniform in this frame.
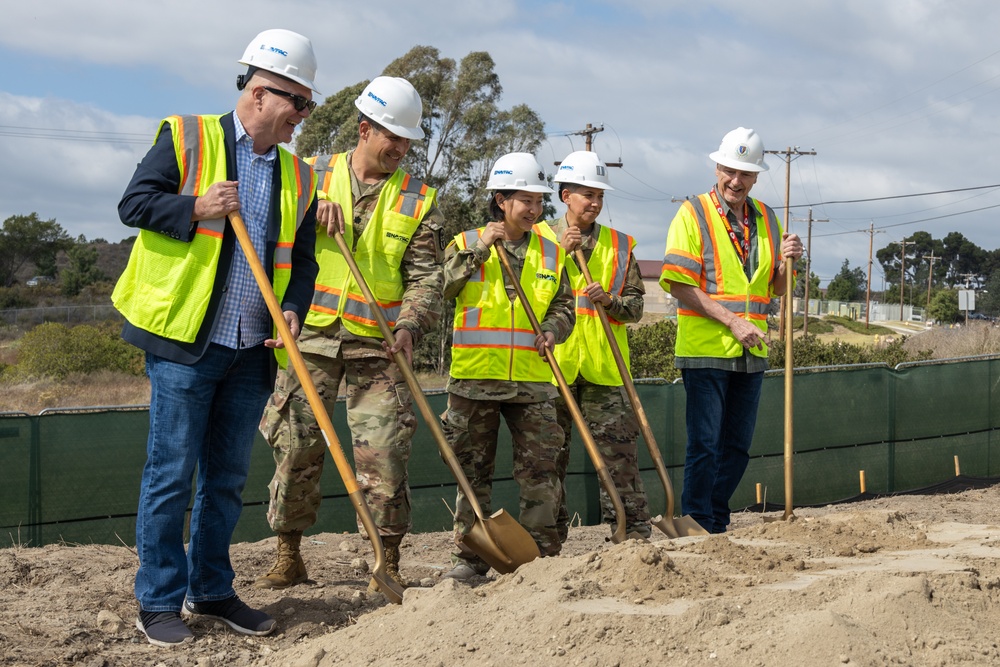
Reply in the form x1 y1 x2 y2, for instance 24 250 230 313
541 151 651 541
440 153 575 581
254 77 444 591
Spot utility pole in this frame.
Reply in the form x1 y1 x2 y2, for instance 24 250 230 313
790 208 828 336
558 123 623 166
899 239 911 322
764 146 816 341
863 222 884 330
926 251 939 315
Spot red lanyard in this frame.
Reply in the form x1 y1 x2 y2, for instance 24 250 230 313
709 188 750 265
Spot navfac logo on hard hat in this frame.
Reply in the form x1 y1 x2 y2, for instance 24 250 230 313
494 169 514 175
367 91 388 107
260 45 289 57
737 144 749 157
558 165 574 172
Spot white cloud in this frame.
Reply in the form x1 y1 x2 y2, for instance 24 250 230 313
2 0 1000 284
0 92 154 241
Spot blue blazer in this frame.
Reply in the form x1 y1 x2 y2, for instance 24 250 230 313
116 112 319 369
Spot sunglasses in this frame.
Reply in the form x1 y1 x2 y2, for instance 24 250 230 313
263 86 317 113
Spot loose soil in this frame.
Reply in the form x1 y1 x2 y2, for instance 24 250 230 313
5 486 1000 666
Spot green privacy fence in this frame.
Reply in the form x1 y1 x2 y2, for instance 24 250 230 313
2 355 999 548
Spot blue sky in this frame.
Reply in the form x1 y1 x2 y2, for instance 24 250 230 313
3 0 1000 288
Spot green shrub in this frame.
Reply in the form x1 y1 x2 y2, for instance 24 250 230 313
768 334 931 369
4 320 143 381
626 318 931 380
627 319 679 381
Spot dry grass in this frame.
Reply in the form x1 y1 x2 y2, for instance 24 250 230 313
0 322 996 415
903 321 1000 359
0 371 149 415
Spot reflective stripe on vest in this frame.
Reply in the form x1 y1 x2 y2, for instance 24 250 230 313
303 152 434 336
450 230 564 382
112 114 315 345
659 193 781 358
536 221 634 385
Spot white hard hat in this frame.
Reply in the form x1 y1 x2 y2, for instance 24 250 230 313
709 127 769 172
486 153 553 193
239 29 320 94
553 150 614 190
354 76 424 140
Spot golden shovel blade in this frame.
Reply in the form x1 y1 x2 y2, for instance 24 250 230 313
460 508 540 575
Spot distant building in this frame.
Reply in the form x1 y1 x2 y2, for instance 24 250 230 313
636 259 676 316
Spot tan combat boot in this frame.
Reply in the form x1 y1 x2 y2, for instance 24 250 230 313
254 531 307 589
368 536 408 592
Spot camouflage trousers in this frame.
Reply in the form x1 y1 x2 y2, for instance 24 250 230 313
260 330 415 538
442 394 566 565
554 382 651 541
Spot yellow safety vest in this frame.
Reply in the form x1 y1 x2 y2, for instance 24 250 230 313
304 152 436 337
659 193 783 358
536 221 634 385
112 114 316 344
450 229 565 382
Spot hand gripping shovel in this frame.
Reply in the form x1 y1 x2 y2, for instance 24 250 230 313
494 241 628 544
572 249 707 538
330 229 540 574
228 212 403 604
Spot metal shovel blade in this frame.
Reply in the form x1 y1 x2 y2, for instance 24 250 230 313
461 508 541 575
652 513 708 538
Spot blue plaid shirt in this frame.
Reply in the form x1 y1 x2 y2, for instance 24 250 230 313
210 113 274 349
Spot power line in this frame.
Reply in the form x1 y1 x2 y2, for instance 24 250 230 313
813 202 1000 238
0 124 150 145
791 183 1000 208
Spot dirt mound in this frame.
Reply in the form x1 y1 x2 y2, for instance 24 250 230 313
5 489 1000 666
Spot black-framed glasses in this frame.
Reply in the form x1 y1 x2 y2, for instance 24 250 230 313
263 86 317 113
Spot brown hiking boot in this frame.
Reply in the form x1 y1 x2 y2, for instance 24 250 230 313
254 531 307 589
368 538 408 592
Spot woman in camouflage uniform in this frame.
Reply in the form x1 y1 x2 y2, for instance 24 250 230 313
440 153 576 580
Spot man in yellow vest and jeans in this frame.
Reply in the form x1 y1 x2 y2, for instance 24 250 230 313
255 76 444 591
538 151 651 542
659 127 803 534
113 30 321 647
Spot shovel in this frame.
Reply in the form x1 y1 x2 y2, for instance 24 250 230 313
329 229 540 574
572 249 707 538
763 253 796 524
494 241 628 544
780 253 795 520
228 212 403 604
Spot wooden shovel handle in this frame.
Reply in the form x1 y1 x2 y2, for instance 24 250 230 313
228 213 401 604
494 241 627 543
572 248 681 520
329 229 490 523
782 254 794 519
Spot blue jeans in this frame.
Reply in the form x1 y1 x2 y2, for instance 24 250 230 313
680 367 763 534
135 344 272 612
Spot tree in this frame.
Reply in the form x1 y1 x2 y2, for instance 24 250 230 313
978 272 1000 318
0 213 73 287
927 288 960 324
825 259 866 301
61 243 107 297
295 45 548 240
